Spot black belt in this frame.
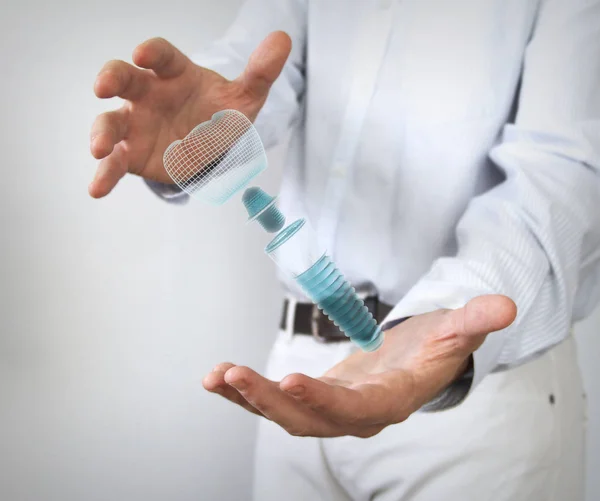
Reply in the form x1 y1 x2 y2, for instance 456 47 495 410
280 296 393 343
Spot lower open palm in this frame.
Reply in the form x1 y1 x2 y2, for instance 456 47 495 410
203 295 517 438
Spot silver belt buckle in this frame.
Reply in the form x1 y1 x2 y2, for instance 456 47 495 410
311 305 328 343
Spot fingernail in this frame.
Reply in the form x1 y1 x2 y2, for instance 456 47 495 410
286 385 305 397
230 379 248 391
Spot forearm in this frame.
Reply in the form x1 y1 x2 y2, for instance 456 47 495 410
386 136 599 409
385 0 600 410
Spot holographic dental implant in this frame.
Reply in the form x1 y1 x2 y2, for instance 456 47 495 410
163 110 384 351
261 215 383 351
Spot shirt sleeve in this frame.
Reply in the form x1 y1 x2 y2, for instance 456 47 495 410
147 0 306 203
383 0 600 411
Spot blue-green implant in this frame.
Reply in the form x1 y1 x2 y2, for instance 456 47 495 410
242 187 286 233
163 110 384 352
265 218 384 352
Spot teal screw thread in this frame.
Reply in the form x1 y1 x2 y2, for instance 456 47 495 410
295 255 384 351
242 187 286 233
259 205 285 233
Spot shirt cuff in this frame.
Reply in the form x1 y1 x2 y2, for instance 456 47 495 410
145 180 190 205
382 280 508 411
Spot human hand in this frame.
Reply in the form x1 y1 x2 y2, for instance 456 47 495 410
203 295 517 437
89 31 291 197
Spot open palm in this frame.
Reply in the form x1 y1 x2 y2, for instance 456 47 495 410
203 295 517 438
89 32 291 197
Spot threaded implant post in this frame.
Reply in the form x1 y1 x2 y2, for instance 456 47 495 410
295 254 384 351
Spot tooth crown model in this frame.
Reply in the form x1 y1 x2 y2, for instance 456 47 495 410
163 110 385 351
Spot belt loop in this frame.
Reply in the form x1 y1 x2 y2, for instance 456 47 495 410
284 295 297 342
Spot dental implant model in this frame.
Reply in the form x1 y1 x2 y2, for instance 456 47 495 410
163 110 384 351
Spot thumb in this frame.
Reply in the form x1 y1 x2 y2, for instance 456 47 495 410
454 294 517 342
237 31 292 102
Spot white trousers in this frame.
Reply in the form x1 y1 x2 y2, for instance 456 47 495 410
253 332 586 501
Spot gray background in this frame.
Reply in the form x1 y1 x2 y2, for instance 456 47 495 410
0 1 597 500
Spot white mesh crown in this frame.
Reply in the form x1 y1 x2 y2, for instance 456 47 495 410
163 109 267 205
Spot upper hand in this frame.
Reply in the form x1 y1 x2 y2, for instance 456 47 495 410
89 31 291 198
203 294 517 438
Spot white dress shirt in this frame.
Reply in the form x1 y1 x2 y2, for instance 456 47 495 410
151 0 600 408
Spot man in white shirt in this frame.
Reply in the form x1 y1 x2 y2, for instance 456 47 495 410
89 0 599 499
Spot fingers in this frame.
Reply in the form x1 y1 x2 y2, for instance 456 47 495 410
203 364 263 416
90 108 129 160
224 366 339 437
94 60 148 100
204 364 391 437
88 143 128 198
281 373 366 422
280 373 410 427
133 38 189 79
202 362 237 392
213 362 237 373
237 31 292 100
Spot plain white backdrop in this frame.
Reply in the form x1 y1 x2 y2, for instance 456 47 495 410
0 1 597 500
